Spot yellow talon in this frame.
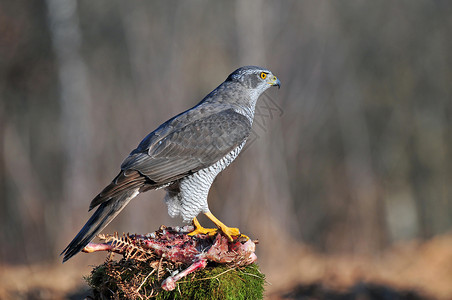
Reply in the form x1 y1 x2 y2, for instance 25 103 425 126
205 212 248 242
188 217 218 236
188 212 249 242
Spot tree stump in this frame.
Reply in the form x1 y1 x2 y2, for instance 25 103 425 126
83 226 265 299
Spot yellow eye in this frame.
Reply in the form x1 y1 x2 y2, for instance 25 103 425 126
260 72 267 80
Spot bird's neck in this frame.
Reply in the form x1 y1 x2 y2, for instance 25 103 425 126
231 97 258 125
200 82 261 124
224 82 261 124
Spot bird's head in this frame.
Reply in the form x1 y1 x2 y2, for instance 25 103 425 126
226 66 281 93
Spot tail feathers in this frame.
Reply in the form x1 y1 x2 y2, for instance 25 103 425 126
61 188 139 262
89 170 146 211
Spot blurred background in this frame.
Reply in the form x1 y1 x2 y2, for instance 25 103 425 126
1 0 452 299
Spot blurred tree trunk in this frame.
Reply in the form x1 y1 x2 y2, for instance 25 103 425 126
0 100 5 260
334 77 386 253
230 0 296 259
46 0 94 233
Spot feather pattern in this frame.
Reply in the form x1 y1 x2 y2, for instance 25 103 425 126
61 66 280 262
121 109 251 183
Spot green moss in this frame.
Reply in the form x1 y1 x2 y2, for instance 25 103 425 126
85 258 265 299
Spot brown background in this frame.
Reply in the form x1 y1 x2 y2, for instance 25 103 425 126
1 1 452 298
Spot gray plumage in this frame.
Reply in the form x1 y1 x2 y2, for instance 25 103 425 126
61 66 280 262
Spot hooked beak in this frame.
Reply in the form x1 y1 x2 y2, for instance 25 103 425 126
270 75 281 89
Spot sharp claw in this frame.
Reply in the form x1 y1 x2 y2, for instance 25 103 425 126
191 214 249 242
188 217 218 236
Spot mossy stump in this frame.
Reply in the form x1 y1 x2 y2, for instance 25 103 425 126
86 258 265 299
82 227 265 299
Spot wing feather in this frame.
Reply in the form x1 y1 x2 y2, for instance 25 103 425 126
121 109 250 183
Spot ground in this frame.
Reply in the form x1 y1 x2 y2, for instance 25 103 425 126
2 233 452 299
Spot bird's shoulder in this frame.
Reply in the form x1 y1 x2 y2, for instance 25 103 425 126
119 106 251 179
132 106 249 154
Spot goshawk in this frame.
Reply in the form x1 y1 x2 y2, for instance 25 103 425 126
62 66 280 262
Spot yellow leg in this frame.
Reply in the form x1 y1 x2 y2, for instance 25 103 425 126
187 217 217 236
188 212 249 241
204 212 248 242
